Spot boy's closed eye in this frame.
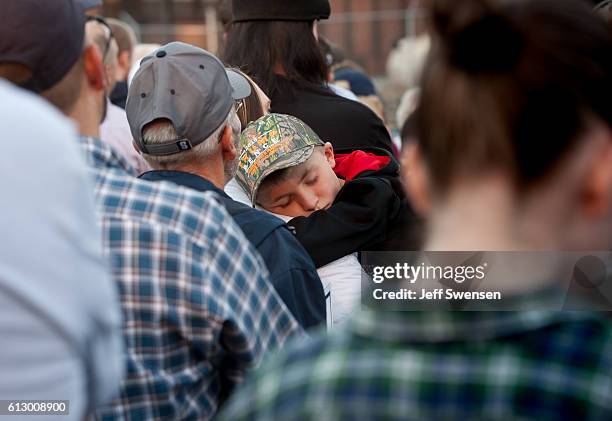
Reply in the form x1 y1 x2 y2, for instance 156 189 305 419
273 197 291 208
256 143 344 217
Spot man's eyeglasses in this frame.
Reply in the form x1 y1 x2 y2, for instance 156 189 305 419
86 15 115 60
235 99 245 113
217 100 246 144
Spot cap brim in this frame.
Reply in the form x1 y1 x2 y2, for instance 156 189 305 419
226 69 252 100
249 145 316 205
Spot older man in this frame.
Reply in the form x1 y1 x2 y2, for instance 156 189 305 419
0 81 122 421
0 0 303 419
88 17 149 173
130 42 326 329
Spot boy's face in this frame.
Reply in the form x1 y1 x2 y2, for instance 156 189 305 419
257 143 344 217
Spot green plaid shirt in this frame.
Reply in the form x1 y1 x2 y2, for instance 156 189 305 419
219 304 612 420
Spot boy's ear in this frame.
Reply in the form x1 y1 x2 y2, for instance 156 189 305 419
83 44 106 92
220 125 237 161
323 142 336 168
401 142 432 216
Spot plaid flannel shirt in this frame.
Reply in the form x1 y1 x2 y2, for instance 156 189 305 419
78 136 303 420
220 302 612 420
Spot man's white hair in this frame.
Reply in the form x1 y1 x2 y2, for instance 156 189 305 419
141 108 241 170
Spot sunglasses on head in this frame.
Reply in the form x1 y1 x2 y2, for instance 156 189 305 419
86 15 115 60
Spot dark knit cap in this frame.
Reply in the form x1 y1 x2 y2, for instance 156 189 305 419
232 0 331 23
0 0 86 93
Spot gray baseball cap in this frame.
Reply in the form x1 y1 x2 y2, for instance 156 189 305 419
127 42 251 156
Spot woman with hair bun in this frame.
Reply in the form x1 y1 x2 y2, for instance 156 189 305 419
406 0 612 252
219 1 612 419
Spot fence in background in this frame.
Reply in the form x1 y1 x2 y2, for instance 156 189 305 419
104 0 427 76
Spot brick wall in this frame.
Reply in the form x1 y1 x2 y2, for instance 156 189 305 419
103 0 424 76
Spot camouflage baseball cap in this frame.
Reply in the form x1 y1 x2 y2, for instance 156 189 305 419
236 113 325 205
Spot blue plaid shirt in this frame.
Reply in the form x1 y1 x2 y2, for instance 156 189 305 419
78 137 304 420
220 304 612 420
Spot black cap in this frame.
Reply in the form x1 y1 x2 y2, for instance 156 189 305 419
232 0 331 23
0 0 86 93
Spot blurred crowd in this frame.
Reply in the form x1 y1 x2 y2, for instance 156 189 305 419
0 0 611 419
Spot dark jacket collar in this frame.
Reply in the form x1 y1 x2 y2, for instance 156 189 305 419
140 170 230 199
141 170 288 248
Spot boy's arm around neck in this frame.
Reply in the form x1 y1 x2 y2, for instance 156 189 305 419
287 176 402 268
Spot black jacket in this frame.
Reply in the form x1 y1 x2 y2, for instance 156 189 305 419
288 148 422 268
140 170 326 330
270 78 394 153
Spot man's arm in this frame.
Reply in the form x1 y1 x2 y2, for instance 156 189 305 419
182 200 305 403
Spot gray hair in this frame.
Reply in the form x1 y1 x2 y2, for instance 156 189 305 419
141 108 241 170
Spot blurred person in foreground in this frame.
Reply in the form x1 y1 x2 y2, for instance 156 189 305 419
90 17 149 174
223 0 394 154
219 0 612 419
0 0 303 419
130 42 326 330
0 1 123 418
107 18 137 109
0 80 123 421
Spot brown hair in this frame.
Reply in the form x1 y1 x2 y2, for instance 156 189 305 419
419 0 612 194
223 20 329 98
231 69 266 130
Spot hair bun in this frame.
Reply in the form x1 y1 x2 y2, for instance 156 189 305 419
432 0 524 74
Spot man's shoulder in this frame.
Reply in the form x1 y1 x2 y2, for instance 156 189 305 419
227 202 287 243
546 315 612 362
94 168 234 248
285 87 381 124
220 313 612 420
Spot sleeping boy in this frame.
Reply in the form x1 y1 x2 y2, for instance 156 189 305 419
235 113 419 269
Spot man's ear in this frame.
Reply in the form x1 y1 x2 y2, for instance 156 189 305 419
220 125 237 160
117 51 131 79
401 142 432 216
581 140 612 218
83 44 106 92
323 142 336 168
